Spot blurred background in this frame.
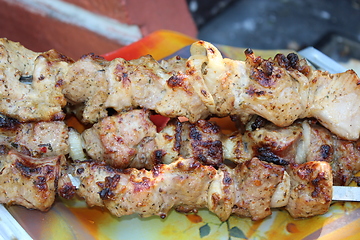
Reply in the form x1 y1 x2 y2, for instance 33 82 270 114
1 0 360 64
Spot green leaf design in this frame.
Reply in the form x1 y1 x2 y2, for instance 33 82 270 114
199 223 211 238
229 226 246 239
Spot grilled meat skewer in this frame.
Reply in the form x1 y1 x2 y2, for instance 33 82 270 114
0 109 358 187
80 110 360 186
58 157 332 221
1 38 360 140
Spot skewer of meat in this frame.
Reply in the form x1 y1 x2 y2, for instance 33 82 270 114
58 157 332 221
0 114 346 221
0 142 332 221
1 38 360 140
0 120 334 222
80 109 360 186
0 108 357 186
0 38 355 222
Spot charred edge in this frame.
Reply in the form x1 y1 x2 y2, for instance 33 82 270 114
311 172 328 199
153 150 166 165
256 147 289 166
133 177 151 193
244 48 253 55
34 176 48 191
89 161 124 175
189 124 202 141
274 54 290 69
152 164 162 178
320 145 332 160
262 61 274 76
175 160 202 171
192 140 223 166
287 53 299 69
353 176 360 186
80 52 106 61
251 116 268 130
51 112 66 121
15 160 43 177
250 68 275 88
99 188 115 200
167 75 189 94
189 159 202 170
40 49 75 64
196 120 220 134
0 114 20 130
13 144 31 156
223 169 233 185
275 53 311 76
58 183 77 199
98 174 121 200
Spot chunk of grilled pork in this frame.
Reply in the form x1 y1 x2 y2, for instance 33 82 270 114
0 149 65 211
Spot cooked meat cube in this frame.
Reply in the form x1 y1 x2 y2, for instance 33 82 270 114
0 150 65 211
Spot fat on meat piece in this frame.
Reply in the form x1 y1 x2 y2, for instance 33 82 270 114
67 157 333 221
0 150 65 211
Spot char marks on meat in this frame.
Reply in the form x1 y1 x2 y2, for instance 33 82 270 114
2 38 360 140
70 157 332 221
0 150 65 211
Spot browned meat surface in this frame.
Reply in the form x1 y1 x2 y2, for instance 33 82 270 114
82 109 157 168
0 150 65 211
81 112 226 168
230 158 285 221
77 111 360 186
223 119 360 186
286 161 333 218
2 38 360 140
73 157 216 218
68 157 332 221
180 119 223 165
